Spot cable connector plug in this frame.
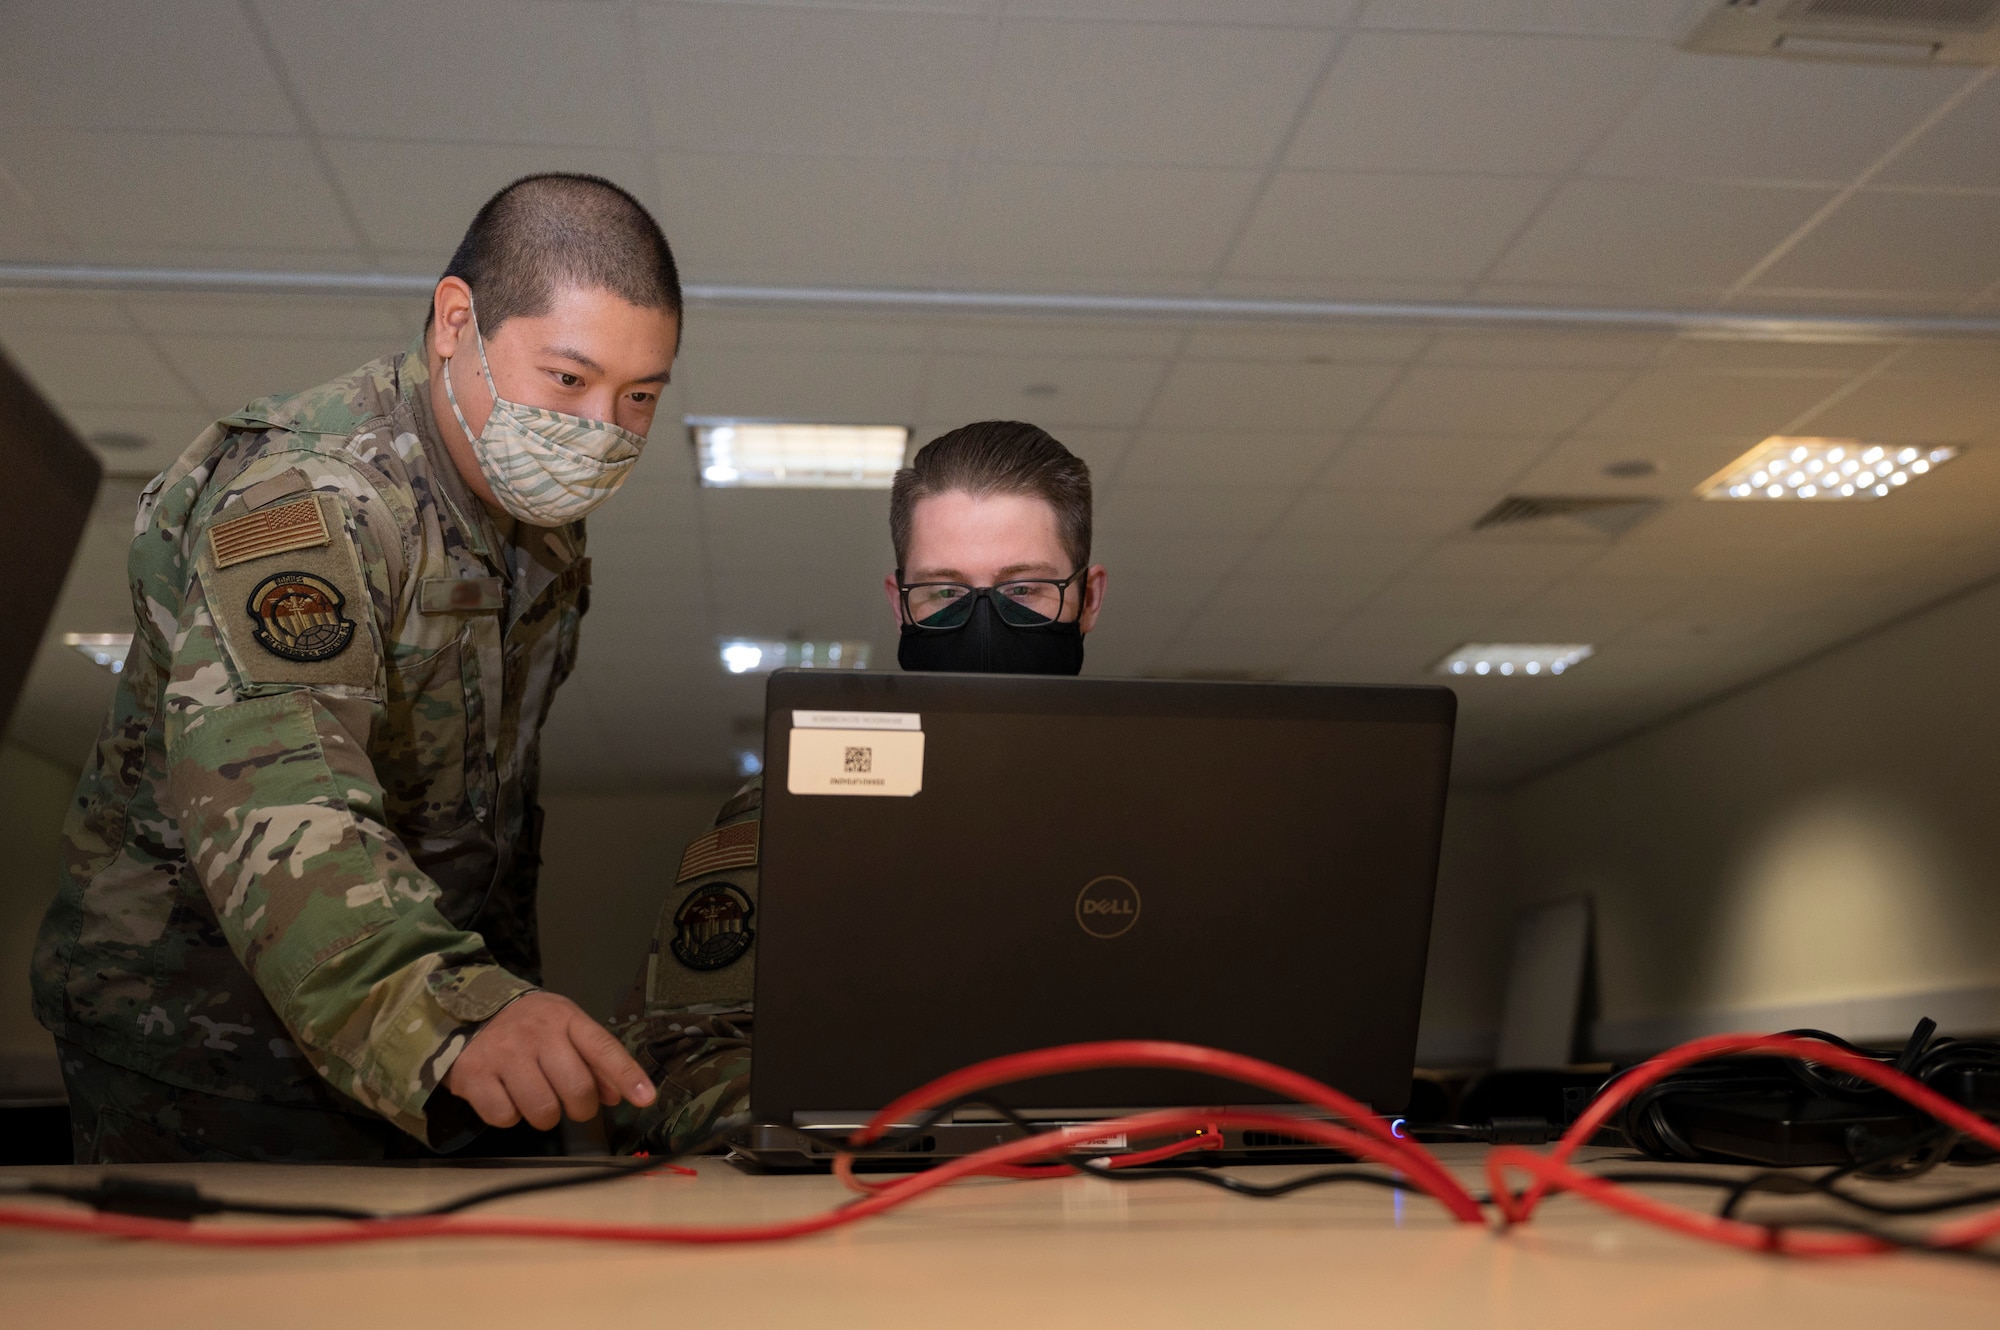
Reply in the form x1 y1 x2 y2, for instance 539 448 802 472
62 1178 226 1222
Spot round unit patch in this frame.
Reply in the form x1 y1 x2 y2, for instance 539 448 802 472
670 883 756 971
245 571 356 663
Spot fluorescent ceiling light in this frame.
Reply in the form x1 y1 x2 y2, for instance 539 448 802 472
690 419 910 489
64 632 132 673
1698 437 1959 501
718 638 872 675
1436 644 1593 678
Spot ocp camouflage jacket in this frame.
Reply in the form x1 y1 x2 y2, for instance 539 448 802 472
32 336 588 1144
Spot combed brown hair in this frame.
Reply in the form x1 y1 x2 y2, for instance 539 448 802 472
890 421 1092 571
431 173 681 335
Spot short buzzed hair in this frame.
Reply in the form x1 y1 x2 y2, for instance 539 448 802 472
890 421 1092 572
433 173 682 335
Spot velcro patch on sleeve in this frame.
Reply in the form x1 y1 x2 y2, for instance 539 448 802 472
200 493 380 693
675 820 760 884
420 576 505 614
210 495 331 569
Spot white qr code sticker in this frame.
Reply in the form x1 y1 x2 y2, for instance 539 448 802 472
787 727 925 796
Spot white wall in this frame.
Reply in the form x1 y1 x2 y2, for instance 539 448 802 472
535 787 738 1020
1414 789 1518 1066
1511 575 2000 1056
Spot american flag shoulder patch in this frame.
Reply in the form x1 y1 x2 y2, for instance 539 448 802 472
209 496 332 570
676 819 760 883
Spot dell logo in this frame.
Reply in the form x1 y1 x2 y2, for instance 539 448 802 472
1075 875 1141 939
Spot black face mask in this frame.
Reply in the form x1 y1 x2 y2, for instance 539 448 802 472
897 589 1085 675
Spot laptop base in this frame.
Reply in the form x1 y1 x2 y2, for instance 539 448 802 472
728 1120 1362 1172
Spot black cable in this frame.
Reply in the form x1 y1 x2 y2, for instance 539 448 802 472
856 1094 1481 1204
12 1126 742 1224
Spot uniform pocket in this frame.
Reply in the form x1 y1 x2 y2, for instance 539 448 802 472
378 636 479 842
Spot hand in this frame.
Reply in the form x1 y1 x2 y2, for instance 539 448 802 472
444 991 657 1131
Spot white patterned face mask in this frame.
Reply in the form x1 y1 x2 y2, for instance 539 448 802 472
441 299 646 526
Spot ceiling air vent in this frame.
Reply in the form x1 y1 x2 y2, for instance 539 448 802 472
1685 0 2000 63
1472 495 1662 539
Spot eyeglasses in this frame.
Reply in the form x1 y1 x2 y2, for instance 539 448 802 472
898 571 1086 630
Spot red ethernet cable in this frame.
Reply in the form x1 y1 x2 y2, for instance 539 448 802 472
3 1033 1997 1256
1488 1031 2000 1257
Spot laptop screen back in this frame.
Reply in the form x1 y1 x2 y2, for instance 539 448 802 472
752 672 1455 1124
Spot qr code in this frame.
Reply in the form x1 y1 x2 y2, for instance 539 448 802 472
844 746 873 773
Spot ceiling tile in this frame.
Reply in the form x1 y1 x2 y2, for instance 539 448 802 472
654 152 956 283
1098 485 1295 537
1115 431 1341 488
1093 532 1264 585
1421 332 1668 368
153 334 395 415
1271 487 1492 546
1318 432 1549 491
638 6 989 156
1145 359 1399 431
121 295 412 341
1372 572 1553 618
1355 0 1686 39
1235 533 1433 589
1226 171 1551 282
1506 433 1748 495
62 409 218 477
1152 630 1313 677
1003 1 1360 21
0 294 132 338
926 321 1185 358
1286 31 1663 174
0 130 361 255
692 313 934 354
1801 373 2000 441
675 344 925 424
1366 365 1628 435
0 0 297 135
1178 328 1427 363
323 141 649 255
1652 339 1898 373
1399 537 1602 584
699 489 892 575
0 175 65 261
1579 369 1848 438
980 19 1333 166
1875 77 2000 190
1584 50 1968 182
6 331 200 411
1487 178 1833 292
1750 191 2000 297
257 0 646 147
951 162 1262 280
920 353 1165 428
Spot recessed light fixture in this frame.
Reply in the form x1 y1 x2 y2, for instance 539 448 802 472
690 419 910 489
717 638 872 675
1435 643 1593 678
64 632 133 673
1698 437 1959 502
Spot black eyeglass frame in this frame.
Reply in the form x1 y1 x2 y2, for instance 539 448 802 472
895 569 1089 632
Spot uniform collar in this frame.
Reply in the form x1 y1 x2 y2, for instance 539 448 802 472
397 330 505 564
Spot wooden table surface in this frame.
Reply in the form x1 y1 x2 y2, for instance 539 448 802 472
3 1146 1995 1328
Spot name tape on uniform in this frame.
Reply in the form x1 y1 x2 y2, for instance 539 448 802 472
791 710 921 732
787 727 924 797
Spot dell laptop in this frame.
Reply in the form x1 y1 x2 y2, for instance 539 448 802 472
737 670 1455 1168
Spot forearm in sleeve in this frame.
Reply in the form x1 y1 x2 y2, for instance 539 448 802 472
167 684 534 1141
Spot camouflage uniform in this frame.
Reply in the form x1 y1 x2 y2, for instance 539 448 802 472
32 335 591 1159
605 777 761 1154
